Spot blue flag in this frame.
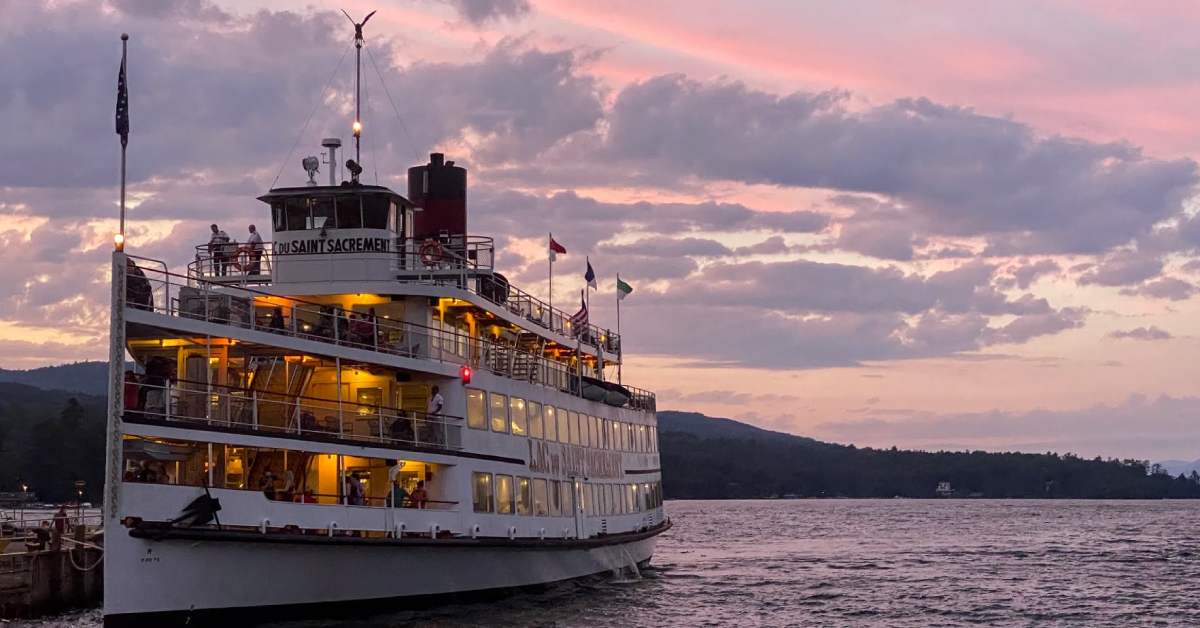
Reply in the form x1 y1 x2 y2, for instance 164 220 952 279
116 54 129 147
584 258 596 290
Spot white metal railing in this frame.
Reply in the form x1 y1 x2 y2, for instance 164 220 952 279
126 378 465 450
184 236 624 358
126 258 655 413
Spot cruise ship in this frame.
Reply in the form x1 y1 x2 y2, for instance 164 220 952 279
102 37 666 625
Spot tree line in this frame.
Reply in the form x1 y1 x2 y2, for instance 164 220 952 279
657 411 1200 499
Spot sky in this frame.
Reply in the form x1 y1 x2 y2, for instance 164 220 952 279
3 0 1200 460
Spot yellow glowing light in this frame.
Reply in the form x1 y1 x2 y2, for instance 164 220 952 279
113 233 125 250
352 120 362 136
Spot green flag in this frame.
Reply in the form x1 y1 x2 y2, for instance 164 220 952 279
617 277 633 300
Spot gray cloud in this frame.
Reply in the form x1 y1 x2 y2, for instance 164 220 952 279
1076 250 1164 287
446 0 531 24
1108 326 1173 341
603 75 1198 255
1119 277 1199 301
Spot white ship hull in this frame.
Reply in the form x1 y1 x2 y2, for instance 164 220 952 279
104 523 662 626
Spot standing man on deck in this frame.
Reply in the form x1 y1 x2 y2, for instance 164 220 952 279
423 386 444 444
246 224 263 275
208 224 230 276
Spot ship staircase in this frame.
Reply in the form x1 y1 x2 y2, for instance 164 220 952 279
245 357 314 432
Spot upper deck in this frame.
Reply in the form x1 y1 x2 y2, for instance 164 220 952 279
124 257 655 414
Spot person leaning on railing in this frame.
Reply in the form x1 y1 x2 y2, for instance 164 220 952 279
125 258 153 310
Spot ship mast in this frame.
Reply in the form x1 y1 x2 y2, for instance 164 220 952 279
342 9 376 169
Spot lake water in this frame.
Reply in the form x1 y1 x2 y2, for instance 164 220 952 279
45 499 1200 627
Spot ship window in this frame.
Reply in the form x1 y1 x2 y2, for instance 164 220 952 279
466 389 486 430
509 397 527 436
583 483 593 517
528 401 543 439
543 405 558 441
548 480 562 516
612 485 622 515
590 416 599 448
611 421 620 451
496 474 515 515
271 201 285 232
577 413 589 447
532 478 548 516
627 484 636 513
568 411 580 445
472 472 493 513
284 197 310 231
388 201 399 232
310 196 334 229
556 408 569 445
362 195 390 229
631 484 641 512
560 481 573 516
643 483 652 510
489 393 508 433
335 195 362 229
517 476 532 516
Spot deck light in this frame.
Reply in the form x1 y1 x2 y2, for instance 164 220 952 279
113 233 125 251
459 365 473 384
352 120 362 136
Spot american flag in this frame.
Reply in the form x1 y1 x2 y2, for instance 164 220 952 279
116 53 129 147
569 291 588 335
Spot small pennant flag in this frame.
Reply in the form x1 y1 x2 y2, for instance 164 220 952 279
584 258 597 290
569 290 588 334
549 236 567 262
617 277 633 301
115 54 129 147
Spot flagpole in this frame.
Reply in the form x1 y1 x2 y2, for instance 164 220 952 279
616 273 622 385
548 231 554 330
119 34 128 239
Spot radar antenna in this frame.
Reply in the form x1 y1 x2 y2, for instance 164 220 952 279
341 9 376 170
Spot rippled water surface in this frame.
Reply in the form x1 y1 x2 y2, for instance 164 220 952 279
46 499 1200 627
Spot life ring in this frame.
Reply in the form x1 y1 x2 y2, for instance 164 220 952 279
419 239 444 266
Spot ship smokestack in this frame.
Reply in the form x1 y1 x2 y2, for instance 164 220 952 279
409 153 467 240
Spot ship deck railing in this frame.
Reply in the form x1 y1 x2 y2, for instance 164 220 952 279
125 377 466 451
185 237 623 358
129 258 656 413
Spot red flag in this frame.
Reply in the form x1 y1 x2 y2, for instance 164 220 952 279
549 236 567 261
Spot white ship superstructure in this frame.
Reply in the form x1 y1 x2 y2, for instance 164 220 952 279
101 31 666 623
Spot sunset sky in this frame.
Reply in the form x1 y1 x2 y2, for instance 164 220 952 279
3 0 1200 459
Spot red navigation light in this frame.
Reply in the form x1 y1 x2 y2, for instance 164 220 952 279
459 365 473 384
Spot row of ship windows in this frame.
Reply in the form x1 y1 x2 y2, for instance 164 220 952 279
471 472 664 517
465 389 657 453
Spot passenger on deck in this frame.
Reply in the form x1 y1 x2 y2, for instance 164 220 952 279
246 224 263 274
410 480 428 509
388 460 407 507
123 370 141 415
136 461 158 483
209 224 230 276
312 306 334 338
268 306 286 332
125 258 153 310
260 468 277 500
279 470 296 502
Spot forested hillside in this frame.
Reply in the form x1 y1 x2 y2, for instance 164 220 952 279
0 383 106 502
658 411 1200 499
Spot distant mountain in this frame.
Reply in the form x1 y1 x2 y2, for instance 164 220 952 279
0 361 111 396
657 410 1200 499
